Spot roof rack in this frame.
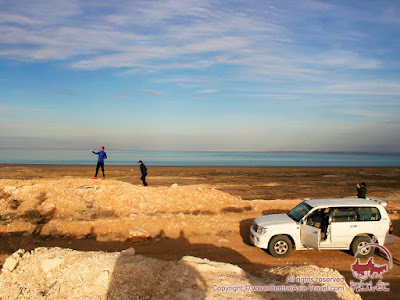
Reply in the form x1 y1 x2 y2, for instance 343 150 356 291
366 198 387 207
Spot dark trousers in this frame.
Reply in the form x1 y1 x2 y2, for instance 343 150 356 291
95 162 105 177
141 174 147 186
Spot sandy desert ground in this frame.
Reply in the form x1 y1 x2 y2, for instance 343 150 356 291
0 164 399 299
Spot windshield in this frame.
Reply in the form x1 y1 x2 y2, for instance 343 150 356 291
287 202 313 222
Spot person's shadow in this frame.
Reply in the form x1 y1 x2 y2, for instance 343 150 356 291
106 230 209 299
106 230 255 299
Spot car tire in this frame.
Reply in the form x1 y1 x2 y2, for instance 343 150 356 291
268 235 293 257
351 236 374 258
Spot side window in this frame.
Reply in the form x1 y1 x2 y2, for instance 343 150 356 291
331 207 357 222
357 207 381 221
306 208 329 228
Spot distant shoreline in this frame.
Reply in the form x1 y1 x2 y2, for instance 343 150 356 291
0 148 399 156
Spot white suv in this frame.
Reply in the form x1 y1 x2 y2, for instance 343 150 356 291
250 198 395 257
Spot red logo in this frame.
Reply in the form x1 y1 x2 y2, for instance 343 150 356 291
349 237 392 293
351 257 388 281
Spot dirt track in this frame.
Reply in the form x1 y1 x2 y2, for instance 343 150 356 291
0 165 399 299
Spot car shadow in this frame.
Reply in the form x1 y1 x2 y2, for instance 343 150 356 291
239 210 286 249
239 218 255 246
391 219 400 237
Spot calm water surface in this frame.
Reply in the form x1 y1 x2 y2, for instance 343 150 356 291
0 149 399 166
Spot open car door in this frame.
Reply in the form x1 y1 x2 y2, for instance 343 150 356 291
300 224 321 250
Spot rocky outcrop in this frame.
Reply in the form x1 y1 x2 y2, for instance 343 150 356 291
0 179 250 219
0 247 360 300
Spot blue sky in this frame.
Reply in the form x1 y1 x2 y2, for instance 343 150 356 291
0 0 399 151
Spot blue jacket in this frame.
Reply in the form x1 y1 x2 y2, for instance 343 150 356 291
92 150 107 162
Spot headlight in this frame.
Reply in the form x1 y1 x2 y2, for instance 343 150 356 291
253 223 267 234
258 226 267 234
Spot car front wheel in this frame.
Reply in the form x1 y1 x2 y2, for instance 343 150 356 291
351 236 374 258
268 235 293 257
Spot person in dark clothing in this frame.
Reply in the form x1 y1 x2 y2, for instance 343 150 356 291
138 160 148 186
90 147 107 179
357 182 367 198
306 208 330 240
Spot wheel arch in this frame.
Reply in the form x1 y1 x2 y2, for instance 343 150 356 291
351 233 377 245
269 233 296 249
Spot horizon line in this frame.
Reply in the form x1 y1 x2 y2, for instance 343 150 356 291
0 148 399 156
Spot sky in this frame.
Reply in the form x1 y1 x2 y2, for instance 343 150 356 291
0 0 399 152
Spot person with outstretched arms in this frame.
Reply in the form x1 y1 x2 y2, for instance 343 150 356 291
90 146 107 179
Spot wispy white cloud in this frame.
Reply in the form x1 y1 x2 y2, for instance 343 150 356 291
0 0 82 24
113 92 134 102
198 89 218 94
151 76 206 88
50 88 76 96
0 13 39 25
142 89 165 96
334 109 388 118
304 50 380 69
380 5 400 24
152 76 204 84
0 106 59 114
298 81 400 96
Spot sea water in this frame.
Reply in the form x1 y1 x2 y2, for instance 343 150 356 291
0 149 399 166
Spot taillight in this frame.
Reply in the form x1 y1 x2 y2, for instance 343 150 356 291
389 222 393 235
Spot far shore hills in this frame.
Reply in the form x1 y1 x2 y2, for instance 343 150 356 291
1 148 400 155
